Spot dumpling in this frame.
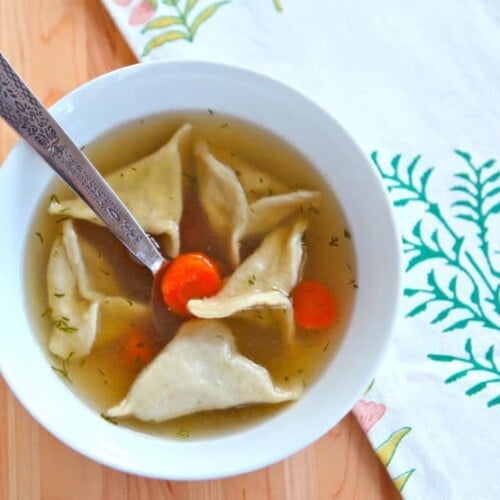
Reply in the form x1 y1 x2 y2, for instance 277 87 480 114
49 124 191 258
59 218 117 302
188 217 308 341
106 319 302 422
195 141 320 267
194 143 248 268
47 228 99 359
47 220 148 359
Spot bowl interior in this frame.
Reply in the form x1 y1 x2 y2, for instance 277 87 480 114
0 61 401 479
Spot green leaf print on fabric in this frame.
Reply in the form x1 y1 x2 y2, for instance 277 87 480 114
376 427 412 468
141 0 231 56
376 427 414 493
393 469 416 493
353 401 414 493
114 0 285 57
372 151 500 333
373 151 500 408
429 338 500 407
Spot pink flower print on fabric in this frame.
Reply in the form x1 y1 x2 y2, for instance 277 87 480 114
353 400 386 433
113 0 132 5
129 1 155 25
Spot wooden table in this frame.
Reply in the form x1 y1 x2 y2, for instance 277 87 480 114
0 2 399 498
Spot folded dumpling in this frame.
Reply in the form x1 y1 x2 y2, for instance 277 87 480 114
188 217 308 341
49 124 191 258
194 143 248 268
106 319 302 422
47 227 99 359
195 141 320 267
47 220 148 359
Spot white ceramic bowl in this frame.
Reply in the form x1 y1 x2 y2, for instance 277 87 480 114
0 61 401 480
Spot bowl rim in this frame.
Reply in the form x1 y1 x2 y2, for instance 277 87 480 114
0 59 402 479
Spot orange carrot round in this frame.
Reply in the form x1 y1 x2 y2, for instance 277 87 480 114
161 252 222 316
291 280 337 329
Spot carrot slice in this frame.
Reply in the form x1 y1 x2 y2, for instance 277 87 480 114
161 252 222 316
291 280 337 329
122 330 155 367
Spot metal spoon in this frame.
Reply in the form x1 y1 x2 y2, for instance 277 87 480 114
0 53 178 335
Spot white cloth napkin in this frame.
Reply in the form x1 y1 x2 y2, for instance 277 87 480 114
102 1 500 498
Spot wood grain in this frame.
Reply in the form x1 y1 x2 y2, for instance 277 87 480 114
0 1 399 498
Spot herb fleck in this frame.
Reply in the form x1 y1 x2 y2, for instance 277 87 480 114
55 217 69 224
234 169 242 177
254 310 264 320
41 307 52 318
100 413 118 425
183 171 196 184
100 268 110 276
308 205 320 215
329 236 339 247
97 368 105 376
176 428 191 439
347 278 359 289
248 274 256 285
259 177 264 184
54 293 65 298
344 229 351 238
53 316 78 333
126 299 133 307
51 352 74 383
220 123 229 129
51 365 70 382
208 108 214 115
131 167 137 172
323 341 330 352
49 194 61 205
35 232 44 244
80 145 86 151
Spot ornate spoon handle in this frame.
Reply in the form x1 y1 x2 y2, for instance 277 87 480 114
0 52 165 274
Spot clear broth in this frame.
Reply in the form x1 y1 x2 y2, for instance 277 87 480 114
25 111 357 439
